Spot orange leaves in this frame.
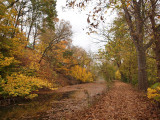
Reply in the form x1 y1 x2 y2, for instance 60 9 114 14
54 18 59 22
125 0 131 8
126 2 130 8
52 41 68 61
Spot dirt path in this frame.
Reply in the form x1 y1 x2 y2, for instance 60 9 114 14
2 80 160 120
42 79 108 120
68 81 160 120
19 78 107 120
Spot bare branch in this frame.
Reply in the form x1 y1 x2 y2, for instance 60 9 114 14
7 0 19 9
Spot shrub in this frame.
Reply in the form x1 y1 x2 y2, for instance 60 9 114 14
115 70 121 80
147 83 160 102
0 74 56 99
70 65 93 82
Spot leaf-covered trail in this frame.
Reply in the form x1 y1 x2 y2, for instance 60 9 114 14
68 81 160 119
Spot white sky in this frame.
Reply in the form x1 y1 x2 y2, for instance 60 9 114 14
56 0 116 53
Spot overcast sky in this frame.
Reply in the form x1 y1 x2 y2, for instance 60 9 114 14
56 0 116 53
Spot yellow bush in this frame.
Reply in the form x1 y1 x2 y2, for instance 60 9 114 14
147 83 160 102
0 74 56 99
115 70 121 80
70 65 93 82
0 53 20 69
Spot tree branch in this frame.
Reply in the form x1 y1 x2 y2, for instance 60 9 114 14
7 0 19 9
144 38 155 50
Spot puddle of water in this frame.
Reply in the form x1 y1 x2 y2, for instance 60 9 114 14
0 91 75 120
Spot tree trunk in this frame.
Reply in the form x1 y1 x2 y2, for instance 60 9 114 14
33 24 38 49
121 1 149 91
154 33 160 82
27 21 34 41
120 71 125 82
149 0 160 82
12 3 23 38
128 66 132 83
137 48 148 91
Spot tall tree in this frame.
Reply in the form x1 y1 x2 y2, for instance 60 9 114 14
104 15 138 83
0 5 27 78
1 0 57 46
66 0 160 91
149 0 160 82
38 20 72 64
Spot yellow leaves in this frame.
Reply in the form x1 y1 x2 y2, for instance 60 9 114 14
70 65 93 82
27 51 41 71
0 74 56 99
147 84 160 102
60 40 68 45
0 53 20 69
25 94 38 99
147 88 158 99
0 57 14 67
0 6 27 58
115 70 121 80
29 61 40 71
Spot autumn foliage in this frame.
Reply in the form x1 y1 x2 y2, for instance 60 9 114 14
70 65 93 82
0 74 55 99
0 1 94 100
147 83 160 102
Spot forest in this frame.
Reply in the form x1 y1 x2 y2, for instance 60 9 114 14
0 0 95 99
0 0 160 119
